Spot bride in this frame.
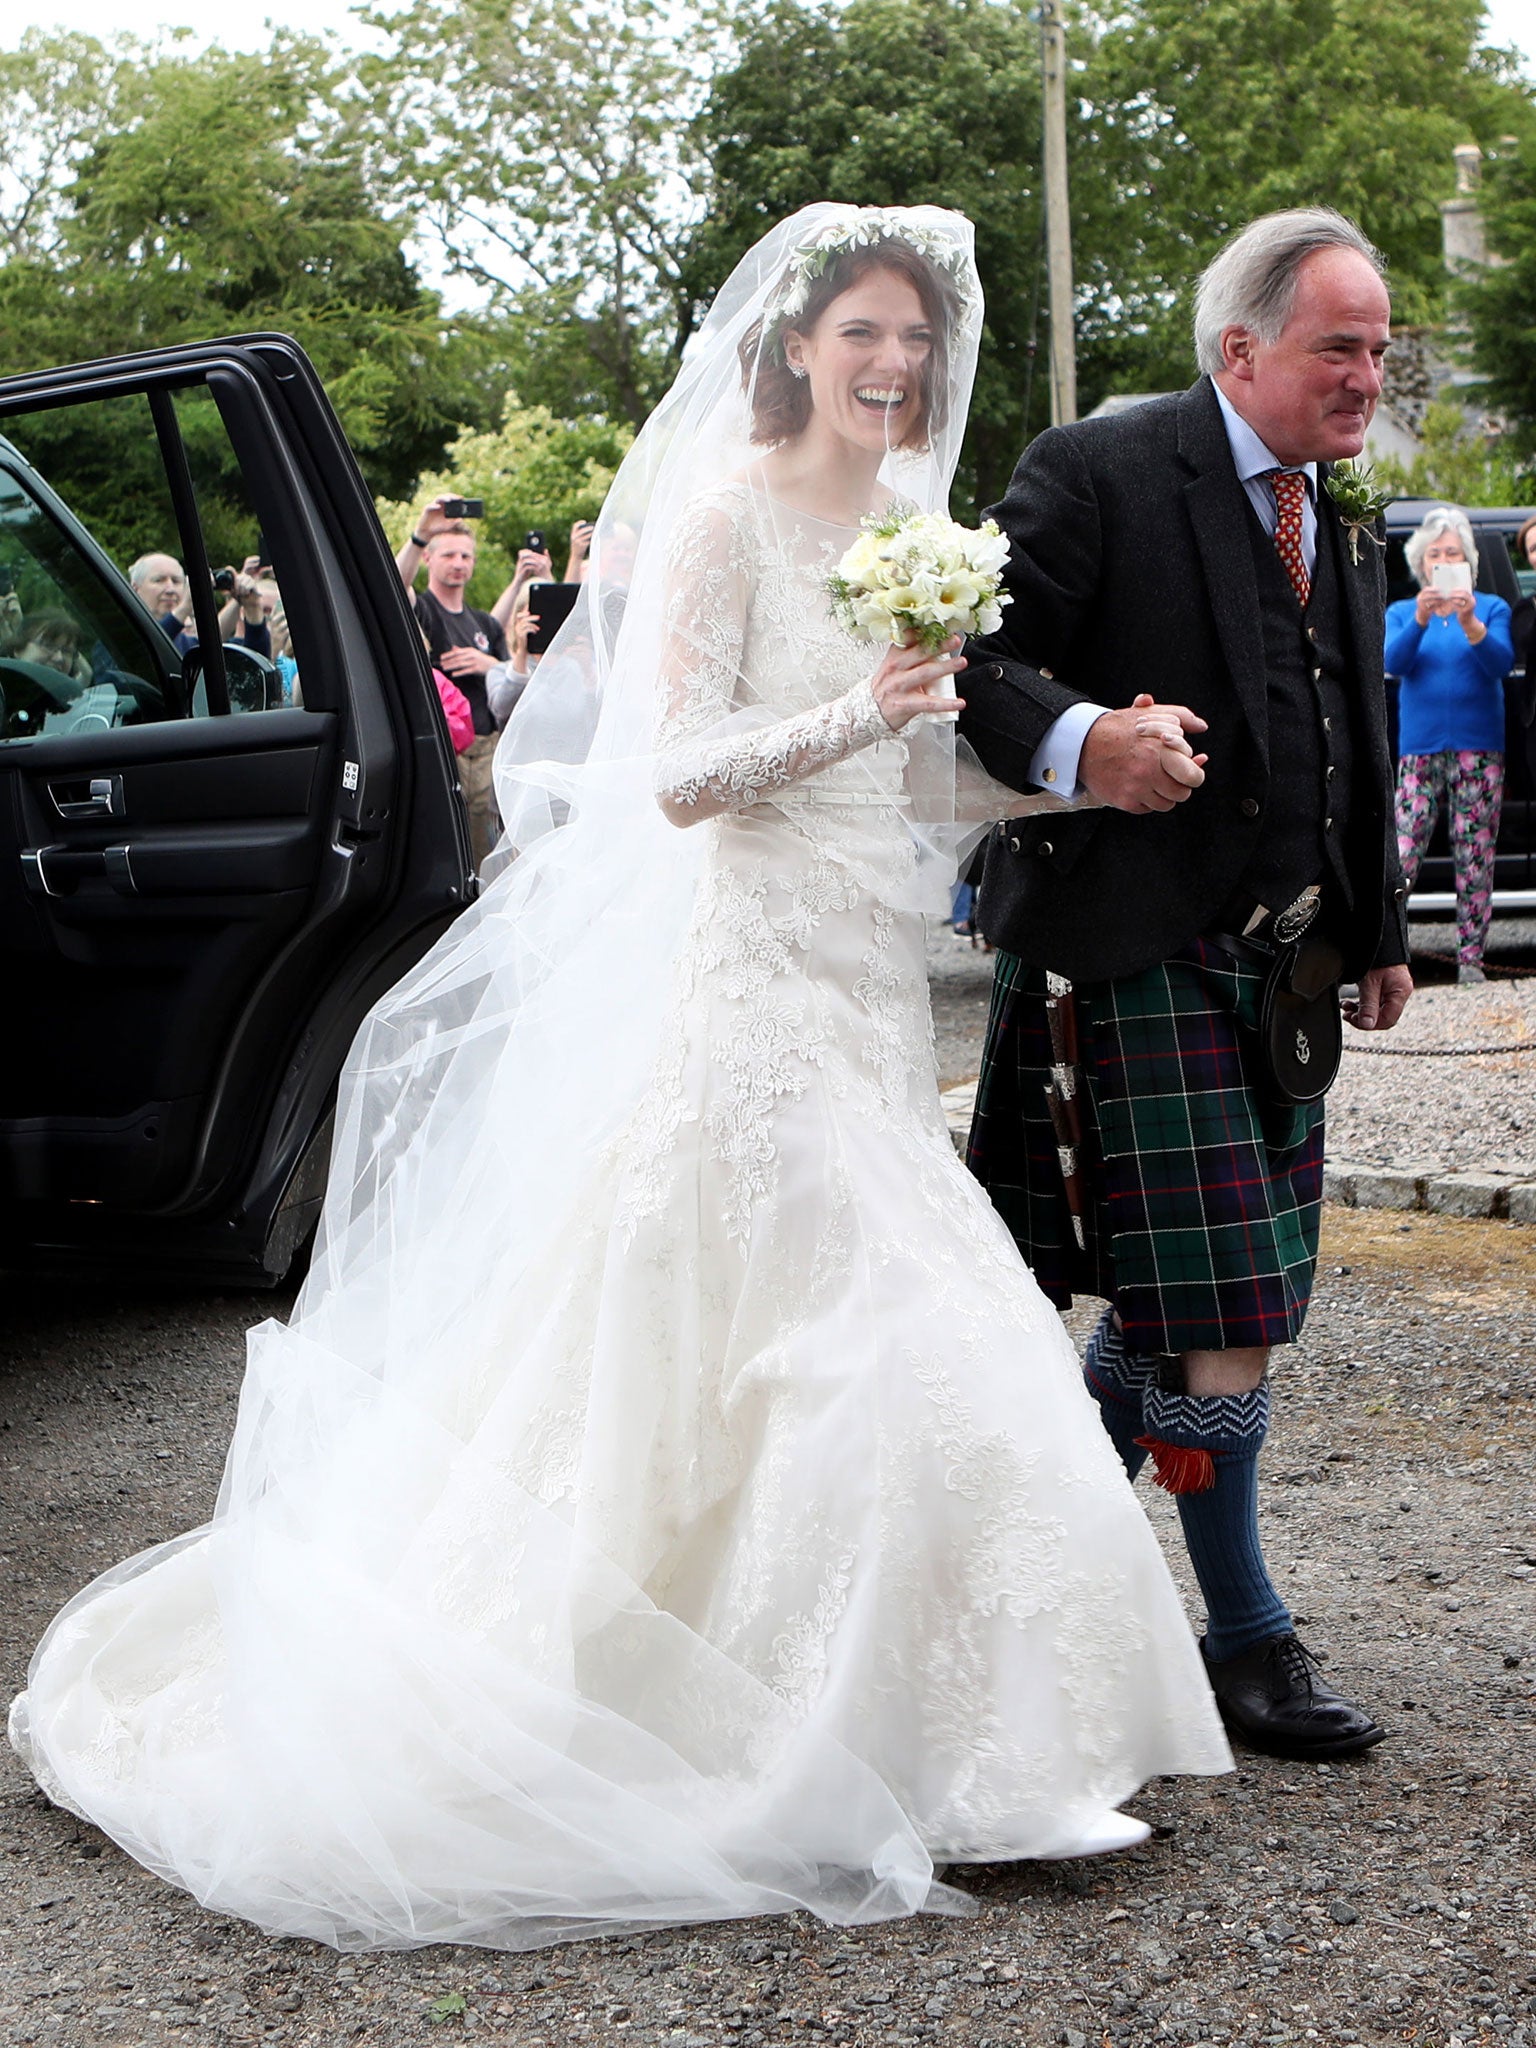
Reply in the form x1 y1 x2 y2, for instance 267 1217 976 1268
10 204 1230 1952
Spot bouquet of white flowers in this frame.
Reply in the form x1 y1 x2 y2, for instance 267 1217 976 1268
828 508 1010 718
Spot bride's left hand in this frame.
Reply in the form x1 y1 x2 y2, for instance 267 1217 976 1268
870 635 966 731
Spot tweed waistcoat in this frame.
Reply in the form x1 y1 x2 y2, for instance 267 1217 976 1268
1238 497 1357 916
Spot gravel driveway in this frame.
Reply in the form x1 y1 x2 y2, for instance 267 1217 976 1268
2 939 1532 2048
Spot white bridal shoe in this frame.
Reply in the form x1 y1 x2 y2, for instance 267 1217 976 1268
1057 1809 1152 1857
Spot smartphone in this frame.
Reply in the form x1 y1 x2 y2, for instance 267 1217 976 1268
441 497 484 520
526 581 580 657
1431 561 1473 594
524 530 546 554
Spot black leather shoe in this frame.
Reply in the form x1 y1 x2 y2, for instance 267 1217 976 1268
1201 1632 1387 1760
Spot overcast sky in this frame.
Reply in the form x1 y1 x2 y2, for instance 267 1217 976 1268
6 0 1536 70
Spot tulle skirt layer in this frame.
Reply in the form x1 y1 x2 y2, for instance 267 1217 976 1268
11 836 1229 1951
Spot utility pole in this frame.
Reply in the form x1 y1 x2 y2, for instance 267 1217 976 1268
1039 0 1077 425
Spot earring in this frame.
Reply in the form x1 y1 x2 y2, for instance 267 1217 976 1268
788 363 807 380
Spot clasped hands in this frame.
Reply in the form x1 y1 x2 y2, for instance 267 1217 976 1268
1080 693 1209 813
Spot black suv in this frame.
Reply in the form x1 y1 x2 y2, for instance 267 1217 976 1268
0 337 473 1284
1382 498 1535 919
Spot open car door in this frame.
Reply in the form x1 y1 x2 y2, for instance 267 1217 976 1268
0 336 473 1282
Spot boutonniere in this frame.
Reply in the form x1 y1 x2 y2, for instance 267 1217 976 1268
1325 461 1391 566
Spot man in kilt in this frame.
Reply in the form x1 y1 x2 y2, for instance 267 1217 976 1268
958 209 1413 1759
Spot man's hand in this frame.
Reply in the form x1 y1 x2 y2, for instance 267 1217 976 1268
233 564 264 622
440 645 497 678
1344 963 1413 1032
1079 692 1209 813
416 496 457 547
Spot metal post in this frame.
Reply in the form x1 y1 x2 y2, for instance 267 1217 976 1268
1040 0 1077 425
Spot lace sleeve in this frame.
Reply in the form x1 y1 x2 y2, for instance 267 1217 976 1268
654 495 894 828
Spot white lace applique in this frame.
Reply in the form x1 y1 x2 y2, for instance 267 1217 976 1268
653 485 899 827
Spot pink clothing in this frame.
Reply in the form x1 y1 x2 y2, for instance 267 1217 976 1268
1394 748 1504 968
433 669 476 753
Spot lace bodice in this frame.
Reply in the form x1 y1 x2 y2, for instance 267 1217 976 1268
655 481 909 825
654 479 1083 832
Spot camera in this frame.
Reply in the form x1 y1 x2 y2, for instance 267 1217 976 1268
524 530 546 554
212 568 237 593
440 497 484 520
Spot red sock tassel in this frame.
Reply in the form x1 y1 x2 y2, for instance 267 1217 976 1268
1135 1436 1216 1494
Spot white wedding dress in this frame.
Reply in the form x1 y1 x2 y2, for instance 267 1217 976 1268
11 477 1230 1952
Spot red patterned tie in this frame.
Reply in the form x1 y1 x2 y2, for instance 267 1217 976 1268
1264 467 1311 608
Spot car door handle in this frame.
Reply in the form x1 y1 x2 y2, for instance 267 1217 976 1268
21 844 136 897
49 774 125 820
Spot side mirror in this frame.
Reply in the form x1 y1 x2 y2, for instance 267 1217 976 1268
184 641 282 716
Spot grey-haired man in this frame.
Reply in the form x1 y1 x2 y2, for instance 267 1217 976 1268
960 209 1412 1761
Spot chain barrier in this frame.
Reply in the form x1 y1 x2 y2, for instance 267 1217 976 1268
1343 949 1535 1051
1343 1040 1536 1057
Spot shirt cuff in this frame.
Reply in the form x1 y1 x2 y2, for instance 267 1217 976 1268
1027 700 1110 801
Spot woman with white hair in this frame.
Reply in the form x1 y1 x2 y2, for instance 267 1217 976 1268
1385 505 1514 982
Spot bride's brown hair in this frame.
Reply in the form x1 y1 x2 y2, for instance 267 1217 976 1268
739 238 961 451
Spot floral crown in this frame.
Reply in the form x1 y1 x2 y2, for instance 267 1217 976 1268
764 207 980 360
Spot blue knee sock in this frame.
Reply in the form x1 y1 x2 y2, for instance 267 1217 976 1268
1138 1381 1292 1662
1081 1308 1157 1480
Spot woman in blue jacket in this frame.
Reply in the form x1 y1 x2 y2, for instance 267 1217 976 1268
1386 506 1515 983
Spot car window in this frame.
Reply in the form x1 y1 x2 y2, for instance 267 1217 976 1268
0 385 311 743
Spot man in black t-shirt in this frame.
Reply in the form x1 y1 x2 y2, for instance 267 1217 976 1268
395 513 510 868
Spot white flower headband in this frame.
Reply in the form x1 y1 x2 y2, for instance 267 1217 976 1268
765 207 981 361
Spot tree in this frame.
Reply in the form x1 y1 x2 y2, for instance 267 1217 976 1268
0 31 501 559
1461 133 1536 468
1373 401 1533 506
0 30 129 261
360 0 712 428
377 396 633 611
1076 0 1536 395
691 0 1050 514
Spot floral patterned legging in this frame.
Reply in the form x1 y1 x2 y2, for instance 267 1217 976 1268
1394 749 1504 967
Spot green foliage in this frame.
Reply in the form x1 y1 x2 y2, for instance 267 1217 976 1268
690 0 1049 515
1373 401 1534 507
426 1990 469 2024
1461 133 1536 467
378 396 633 611
0 29 501 557
1077 0 1536 394
359 0 710 427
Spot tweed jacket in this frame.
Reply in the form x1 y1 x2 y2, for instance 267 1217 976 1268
959 376 1409 985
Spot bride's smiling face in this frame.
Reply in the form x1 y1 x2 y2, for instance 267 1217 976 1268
783 269 934 454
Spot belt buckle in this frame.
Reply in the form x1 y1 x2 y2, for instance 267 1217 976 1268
1272 884 1321 945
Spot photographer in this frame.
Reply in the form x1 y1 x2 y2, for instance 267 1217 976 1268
215 556 272 657
491 531 553 631
395 496 510 869
130 552 198 654
564 518 595 584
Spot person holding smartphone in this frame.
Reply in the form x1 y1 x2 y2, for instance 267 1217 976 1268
1385 505 1515 981
395 496 509 869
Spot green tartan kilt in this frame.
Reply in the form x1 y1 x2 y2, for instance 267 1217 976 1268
966 939 1326 1356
